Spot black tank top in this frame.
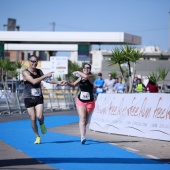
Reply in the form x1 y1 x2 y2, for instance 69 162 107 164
78 78 94 102
23 69 43 98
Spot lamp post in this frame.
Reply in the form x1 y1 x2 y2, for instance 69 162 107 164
50 22 55 31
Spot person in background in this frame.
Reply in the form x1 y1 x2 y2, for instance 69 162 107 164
132 76 138 92
134 78 145 93
114 77 119 85
113 77 126 93
145 79 158 93
94 73 105 96
64 63 95 144
18 80 24 94
22 55 64 144
133 76 138 87
103 73 115 94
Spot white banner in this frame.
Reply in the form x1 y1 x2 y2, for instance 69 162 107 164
89 93 170 141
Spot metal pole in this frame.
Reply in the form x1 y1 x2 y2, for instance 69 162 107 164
51 22 55 31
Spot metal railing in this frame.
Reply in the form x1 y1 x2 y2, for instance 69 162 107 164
0 87 77 115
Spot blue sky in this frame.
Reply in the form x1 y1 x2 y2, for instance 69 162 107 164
0 0 170 51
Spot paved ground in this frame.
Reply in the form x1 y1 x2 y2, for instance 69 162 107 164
0 110 170 170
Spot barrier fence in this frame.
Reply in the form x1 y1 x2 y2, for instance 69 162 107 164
1 87 168 116
0 87 78 115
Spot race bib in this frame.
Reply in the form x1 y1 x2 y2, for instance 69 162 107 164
117 90 123 93
80 91 90 100
31 88 41 96
97 88 103 93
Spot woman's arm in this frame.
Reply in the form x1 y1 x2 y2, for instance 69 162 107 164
39 70 65 85
22 70 53 85
67 77 81 87
73 71 94 84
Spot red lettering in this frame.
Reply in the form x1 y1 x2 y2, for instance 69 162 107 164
139 98 151 118
153 97 166 119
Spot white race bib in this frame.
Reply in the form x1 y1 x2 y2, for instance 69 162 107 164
80 91 90 100
117 90 123 93
31 88 41 96
97 88 103 93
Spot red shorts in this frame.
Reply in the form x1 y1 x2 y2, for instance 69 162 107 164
76 98 95 112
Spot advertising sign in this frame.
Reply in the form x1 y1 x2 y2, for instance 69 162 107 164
90 93 170 141
50 56 68 74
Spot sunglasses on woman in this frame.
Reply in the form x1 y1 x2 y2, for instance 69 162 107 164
83 66 90 69
29 60 38 63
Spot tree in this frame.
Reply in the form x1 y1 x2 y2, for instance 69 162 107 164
15 61 23 81
0 58 4 82
107 47 127 82
110 70 118 79
107 45 143 93
157 68 169 92
65 60 83 82
0 59 12 89
124 46 143 93
11 70 19 92
147 71 159 84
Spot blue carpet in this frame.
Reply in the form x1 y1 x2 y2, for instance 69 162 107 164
0 115 169 170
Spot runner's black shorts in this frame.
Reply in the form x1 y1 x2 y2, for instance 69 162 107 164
24 96 44 108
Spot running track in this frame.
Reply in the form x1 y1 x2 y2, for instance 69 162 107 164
0 115 170 170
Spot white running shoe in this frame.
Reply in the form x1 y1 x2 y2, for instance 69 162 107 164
81 136 86 144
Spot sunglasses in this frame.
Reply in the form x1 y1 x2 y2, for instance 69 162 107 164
83 67 90 69
29 60 38 63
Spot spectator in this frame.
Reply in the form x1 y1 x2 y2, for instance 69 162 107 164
113 77 126 93
145 79 158 93
114 77 119 85
103 73 115 93
133 77 138 87
94 73 105 95
132 76 138 92
135 78 145 93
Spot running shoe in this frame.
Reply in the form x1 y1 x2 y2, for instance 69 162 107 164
81 136 86 144
34 136 41 144
40 123 47 134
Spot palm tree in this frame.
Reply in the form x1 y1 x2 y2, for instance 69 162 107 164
11 70 19 92
121 45 134 77
0 58 4 82
6 62 16 92
0 59 17 90
66 60 83 82
157 68 169 92
121 45 134 92
111 70 118 79
126 47 143 93
107 45 143 93
1 59 10 89
147 71 159 84
15 61 23 82
107 47 127 82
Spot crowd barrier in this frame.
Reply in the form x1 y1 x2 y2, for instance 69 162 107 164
89 93 170 141
0 87 77 115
